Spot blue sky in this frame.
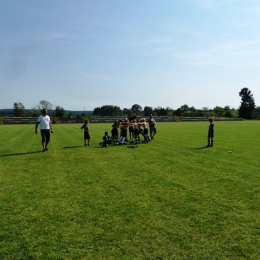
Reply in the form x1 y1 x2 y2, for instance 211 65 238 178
1 0 260 111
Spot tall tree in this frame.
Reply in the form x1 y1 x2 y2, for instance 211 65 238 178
104 106 114 116
131 104 143 115
189 106 196 112
213 106 225 117
55 106 66 117
180 104 189 112
238 88 255 119
224 105 230 111
143 106 154 116
37 100 53 112
31 106 40 117
175 108 182 116
93 105 122 116
165 106 174 116
158 108 167 116
13 102 26 117
154 106 167 116
93 107 101 116
111 106 122 116
123 108 134 117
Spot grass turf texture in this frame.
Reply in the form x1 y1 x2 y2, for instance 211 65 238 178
0 121 260 259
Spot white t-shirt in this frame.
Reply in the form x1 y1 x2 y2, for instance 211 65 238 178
37 115 51 130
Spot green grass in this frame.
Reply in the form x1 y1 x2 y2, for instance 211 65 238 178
0 121 260 259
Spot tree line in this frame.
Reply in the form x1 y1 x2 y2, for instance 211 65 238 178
9 88 259 119
92 104 239 117
93 88 258 119
12 100 67 117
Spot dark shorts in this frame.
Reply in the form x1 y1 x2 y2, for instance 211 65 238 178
150 125 157 134
208 132 214 138
121 128 127 137
41 129 50 143
134 128 139 135
112 128 118 136
84 131 90 139
143 128 148 135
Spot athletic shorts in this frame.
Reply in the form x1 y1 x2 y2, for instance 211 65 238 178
41 129 50 143
208 132 214 138
134 129 139 135
150 125 157 134
84 131 90 139
121 128 127 137
112 128 118 136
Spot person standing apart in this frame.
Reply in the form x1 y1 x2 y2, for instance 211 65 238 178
207 118 214 147
148 114 157 140
35 109 53 152
81 120 90 146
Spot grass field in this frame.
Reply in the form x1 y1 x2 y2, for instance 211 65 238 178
0 121 260 259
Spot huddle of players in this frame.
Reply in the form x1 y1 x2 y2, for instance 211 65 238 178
103 118 151 146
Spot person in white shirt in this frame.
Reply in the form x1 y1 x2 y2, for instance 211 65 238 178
35 109 53 152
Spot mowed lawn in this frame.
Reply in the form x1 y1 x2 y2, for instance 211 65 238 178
0 121 260 259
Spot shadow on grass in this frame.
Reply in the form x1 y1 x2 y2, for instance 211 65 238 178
0 151 43 157
95 145 140 149
95 141 149 148
95 143 122 148
62 145 85 149
195 145 211 149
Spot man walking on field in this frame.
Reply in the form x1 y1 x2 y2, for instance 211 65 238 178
35 109 53 152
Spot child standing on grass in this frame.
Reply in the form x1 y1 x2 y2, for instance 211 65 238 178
81 120 90 146
207 118 214 147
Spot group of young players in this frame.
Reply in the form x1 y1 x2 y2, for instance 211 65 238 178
80 114 157 147
102 115 157 147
